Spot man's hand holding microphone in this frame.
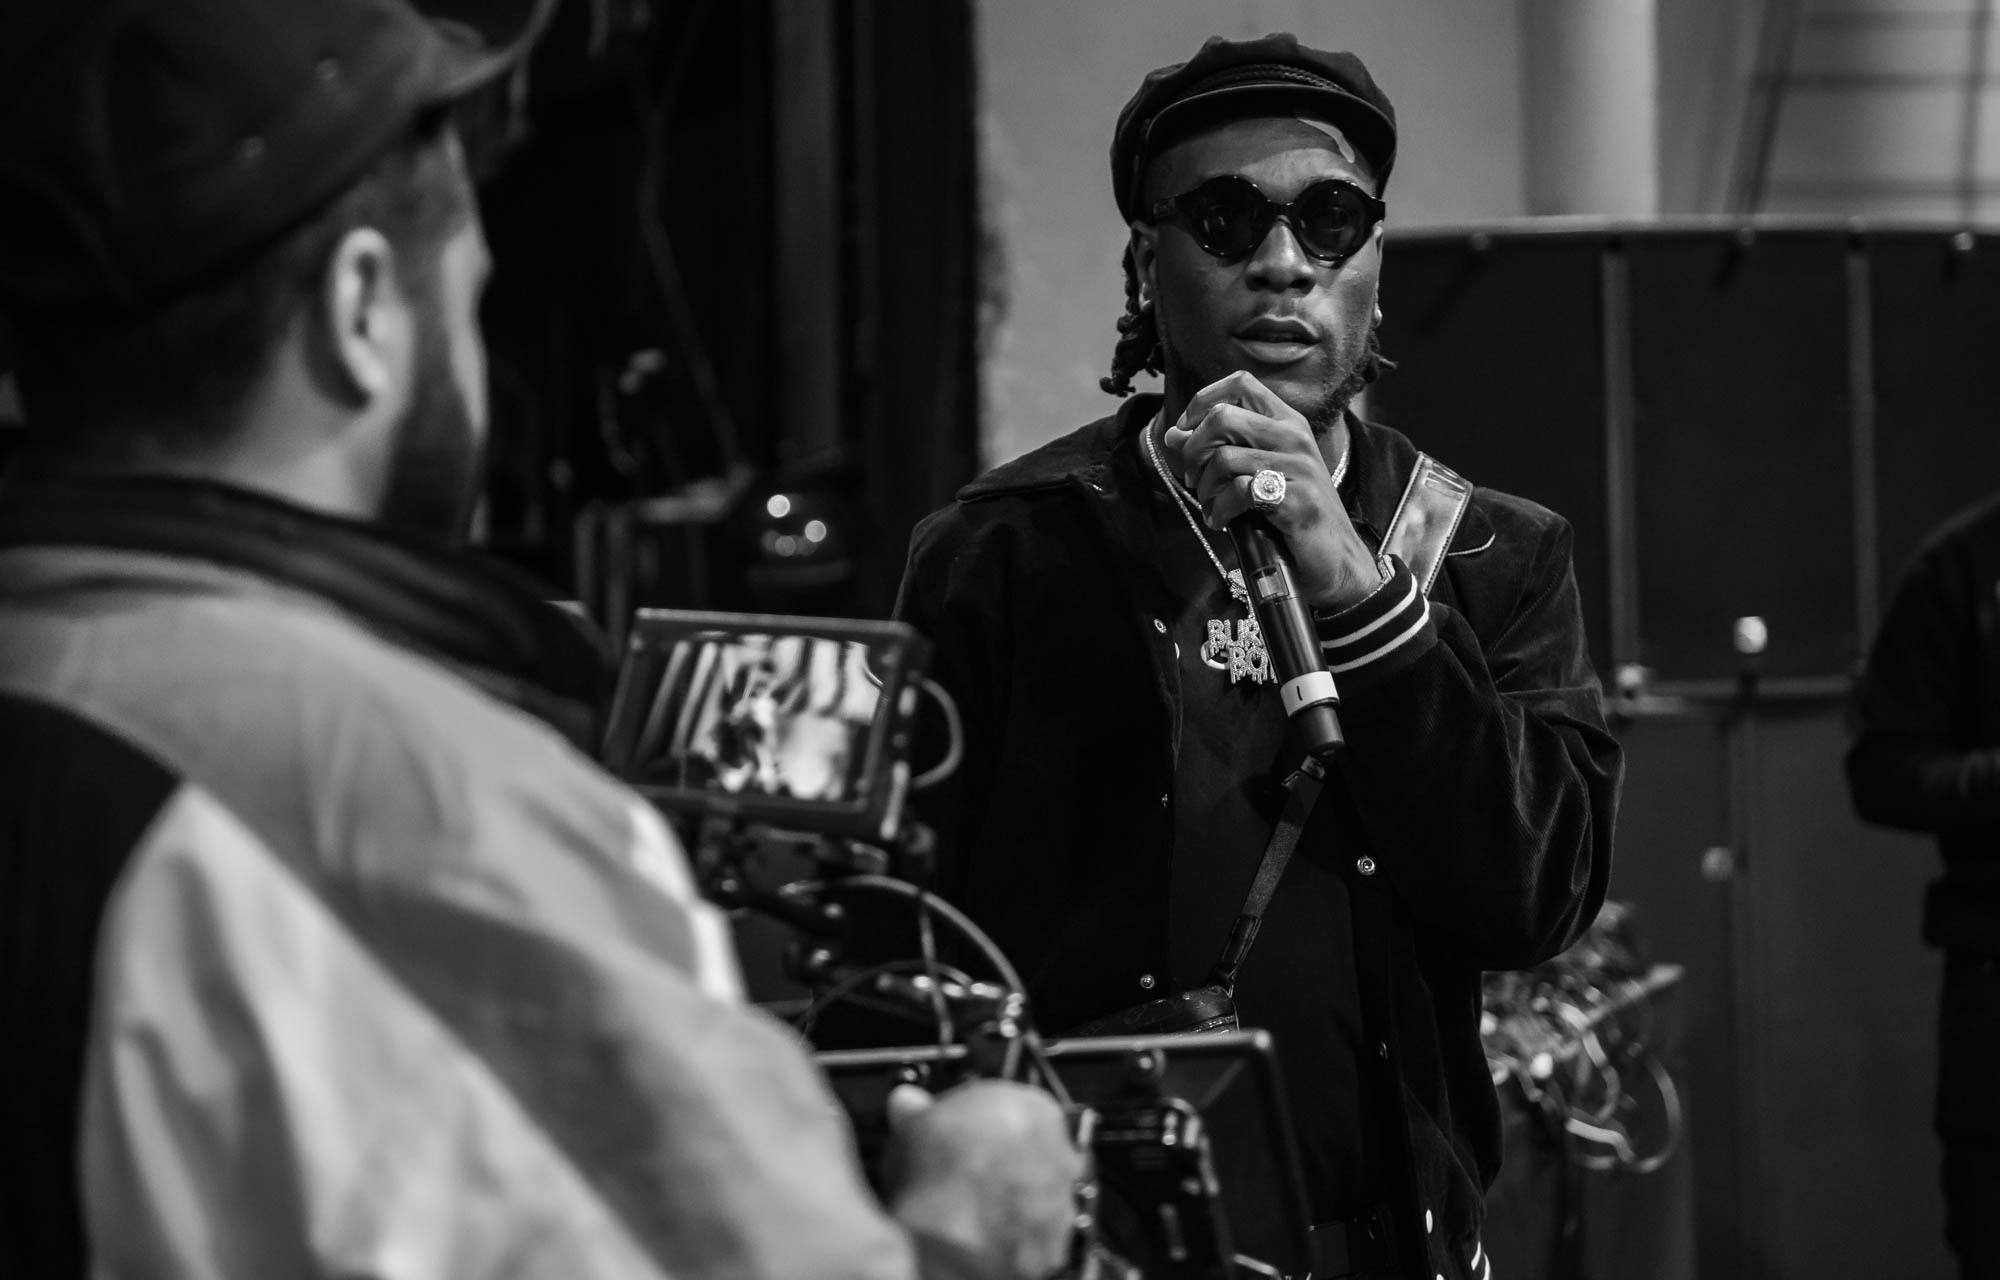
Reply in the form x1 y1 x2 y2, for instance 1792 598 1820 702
1165 370 1385 757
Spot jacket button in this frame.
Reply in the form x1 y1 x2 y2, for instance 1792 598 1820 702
1425 1209 1434 1233
1160 793 1169 808
1356 856 1377 876
1153 618 1167 633
1378 1041 1389 1060
1138 973 1157 990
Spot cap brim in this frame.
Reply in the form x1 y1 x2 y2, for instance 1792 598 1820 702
1145 82 1396 184
420 0 559 103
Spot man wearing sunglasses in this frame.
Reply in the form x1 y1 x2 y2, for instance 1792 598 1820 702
898 33 1620 1280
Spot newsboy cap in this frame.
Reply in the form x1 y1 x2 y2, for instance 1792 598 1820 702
0 0 552 315
1111 32 1398 222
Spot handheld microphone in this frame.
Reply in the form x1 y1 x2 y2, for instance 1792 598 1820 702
1229 517 1345 758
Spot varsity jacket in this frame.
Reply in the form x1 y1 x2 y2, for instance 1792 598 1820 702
0 476 922 1279
895 394 1621 1280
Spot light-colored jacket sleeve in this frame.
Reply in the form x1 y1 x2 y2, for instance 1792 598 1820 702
80 784 917 1280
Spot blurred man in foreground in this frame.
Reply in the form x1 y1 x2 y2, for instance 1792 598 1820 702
1848 495 2000 1280
0 1 1079 1276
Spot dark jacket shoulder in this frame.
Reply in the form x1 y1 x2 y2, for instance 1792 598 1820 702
901 402 1139 592
1904 490 2000 581
956 410 1130 502
1931 490 2000 547
1452 476 1573 584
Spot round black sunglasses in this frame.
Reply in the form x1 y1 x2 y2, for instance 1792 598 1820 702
1148 174 1385 267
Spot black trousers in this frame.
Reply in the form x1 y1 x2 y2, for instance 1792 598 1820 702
1942 952 2000 1280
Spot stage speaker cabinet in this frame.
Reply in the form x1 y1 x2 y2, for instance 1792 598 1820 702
1374 221 2000 685
1377 219 1991 1280
1369 233 1611 674
1869 231 2000 600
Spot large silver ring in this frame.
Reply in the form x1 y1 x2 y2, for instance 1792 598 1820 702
1249 468 1287 511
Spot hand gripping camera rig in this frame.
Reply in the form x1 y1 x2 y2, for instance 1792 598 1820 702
603 610 1317 1279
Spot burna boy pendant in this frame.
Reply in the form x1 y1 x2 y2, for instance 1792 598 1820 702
1200 570 1275 685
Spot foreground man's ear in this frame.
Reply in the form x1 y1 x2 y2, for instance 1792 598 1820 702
322 226 402 404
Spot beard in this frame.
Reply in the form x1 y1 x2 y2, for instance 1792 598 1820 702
378 296 482 542
1161 320 1383 437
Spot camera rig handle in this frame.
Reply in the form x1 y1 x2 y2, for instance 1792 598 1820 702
692 816 1301 1278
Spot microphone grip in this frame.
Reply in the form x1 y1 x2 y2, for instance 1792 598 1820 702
1230 517 1344 759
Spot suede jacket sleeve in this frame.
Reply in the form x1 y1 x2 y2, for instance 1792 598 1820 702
893 507 1015 912
1319 512 1621 972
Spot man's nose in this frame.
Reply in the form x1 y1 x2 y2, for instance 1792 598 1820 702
1243 218 1317 292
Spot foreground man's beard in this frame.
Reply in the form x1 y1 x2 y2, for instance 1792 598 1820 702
379 300 482 541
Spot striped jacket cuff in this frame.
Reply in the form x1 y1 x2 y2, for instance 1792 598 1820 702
1314 554 1437 681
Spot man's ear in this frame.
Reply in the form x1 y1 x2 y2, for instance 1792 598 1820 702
1131 222 1160 307
321 226 403 404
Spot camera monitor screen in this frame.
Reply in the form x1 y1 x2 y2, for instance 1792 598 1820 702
603 611 930 840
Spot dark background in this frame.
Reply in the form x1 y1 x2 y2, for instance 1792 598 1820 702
468 0 980 623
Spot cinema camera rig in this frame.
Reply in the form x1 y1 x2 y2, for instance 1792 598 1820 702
601 609 1316 1280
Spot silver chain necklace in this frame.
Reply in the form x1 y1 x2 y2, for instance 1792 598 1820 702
1141 414 1350 685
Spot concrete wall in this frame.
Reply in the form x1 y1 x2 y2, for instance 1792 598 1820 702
1765 0 2000 220
974 0 1530 466
1656 0 1758 212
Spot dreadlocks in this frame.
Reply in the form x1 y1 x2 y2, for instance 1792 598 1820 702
1099 247 1396 399
1100 245 1162 397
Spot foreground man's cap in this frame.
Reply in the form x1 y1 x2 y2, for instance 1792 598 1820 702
1111 31 1398 221
0 0 553 314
